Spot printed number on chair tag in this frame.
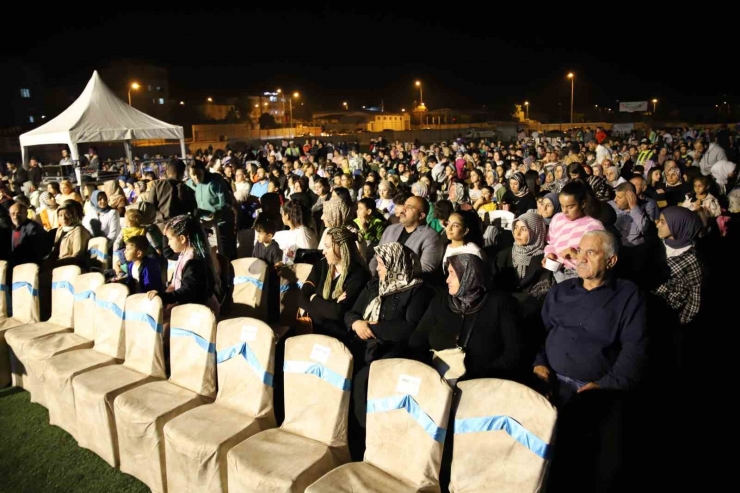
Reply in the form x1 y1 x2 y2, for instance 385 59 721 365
397 374 421 396
310 344 331 364
241 325 258 341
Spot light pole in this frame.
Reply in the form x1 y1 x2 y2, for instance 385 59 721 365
343 101 348 110
567 73 574 124
290 92 299 129
277 89 286 127
207 97 213 103
652 99 658 113
415 80 423 105
128 82 140 106
524 101 529 120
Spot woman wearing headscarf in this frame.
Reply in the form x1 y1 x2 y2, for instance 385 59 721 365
345 243 433 429
36 192 60 231
103 179 127 216
654 207 704 325
82 190 121 243
409 254 526 381
588 174 615 202
492 210 552 302
537 192 562 225
663 165 690 207
299 227 371 339
710 160 737 196
549 163 570 193
501 171 537 216
46 200 92 269
448 181 472 211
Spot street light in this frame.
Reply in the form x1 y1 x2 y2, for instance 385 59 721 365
179 101 184 105
652 99 658 113
128 82 140 106
207 97 213 103
289 92 300 129
343 101 348 110
401 108 406 112
415 80 424 105
567 73 574 124
524 101 529 120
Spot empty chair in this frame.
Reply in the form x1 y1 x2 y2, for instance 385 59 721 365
88 237 111 271
306 358 452 493
72 293 166 467
278 263 313 327
227 334 353 493
5 265 80 397
0 263 40 388
164 317 277 493
448 379 557 493
22 272 105 402
42 283 128 440
229 258 268 319
115 303 217 493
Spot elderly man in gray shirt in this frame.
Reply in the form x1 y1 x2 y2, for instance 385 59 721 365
369 195 444 275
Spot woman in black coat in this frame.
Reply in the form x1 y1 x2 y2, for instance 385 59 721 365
409 254 527 382
344 243 432 430
299 227 370 340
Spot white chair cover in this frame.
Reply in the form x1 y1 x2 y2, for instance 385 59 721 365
114 303 217 493
449 379 557 493
227 334 353 493
307 358 452 493
0 263 40 388
6 265 80 398
0 260 6 319
489 210 516 231
230 258 268 319
72 294 165 467
24 273 105 402
88 236 111 271
163 317 277 493
42 283 128 440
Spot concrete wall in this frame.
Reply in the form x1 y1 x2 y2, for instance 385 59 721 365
192 125 322 142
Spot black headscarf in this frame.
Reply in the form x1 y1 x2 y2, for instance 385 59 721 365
447 254 489 315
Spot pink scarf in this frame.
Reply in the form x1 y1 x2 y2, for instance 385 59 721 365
172 248 194 290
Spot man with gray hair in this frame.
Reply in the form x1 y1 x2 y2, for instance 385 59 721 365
533 230 648 404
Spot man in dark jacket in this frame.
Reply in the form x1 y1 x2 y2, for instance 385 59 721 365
5 162 29 194
8 203 49 267
143 159 197 223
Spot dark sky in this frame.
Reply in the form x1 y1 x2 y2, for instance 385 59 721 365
9 7 734 120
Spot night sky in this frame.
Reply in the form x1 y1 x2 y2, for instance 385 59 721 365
9 7 735 121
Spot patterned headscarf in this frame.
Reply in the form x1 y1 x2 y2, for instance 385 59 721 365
588 175 614 202
447 254 489 315
411 181 429 198
362 243 422 322
449 181 468 206
551 164 570 193
510 172 529 197
512 210 547 278
322 198 350 228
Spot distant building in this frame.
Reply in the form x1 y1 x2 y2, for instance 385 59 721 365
99 59 171 121
0 60 46 127
248 92 287 125
313 111 410 132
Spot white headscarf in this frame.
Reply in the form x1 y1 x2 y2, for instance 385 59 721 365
710 160 736 195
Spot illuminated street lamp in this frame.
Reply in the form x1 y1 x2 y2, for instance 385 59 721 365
179 101 185 105
343 101 348 110
128 82 140 106
652 99 658 113
207 97 213 103
524 101 529 120
289 92 300 128
567 73 574 124
415 80 423 105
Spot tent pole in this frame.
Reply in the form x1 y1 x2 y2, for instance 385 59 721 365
123 141 134 176
180 139 187 162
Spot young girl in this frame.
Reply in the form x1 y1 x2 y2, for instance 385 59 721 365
82 190 121 242
443 209 484 270
682 176 721 218
147 215 221 318
113 209 163 275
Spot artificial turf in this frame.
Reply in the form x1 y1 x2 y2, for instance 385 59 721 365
0 387 148 493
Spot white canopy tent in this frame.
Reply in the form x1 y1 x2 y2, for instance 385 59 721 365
19 70 186 172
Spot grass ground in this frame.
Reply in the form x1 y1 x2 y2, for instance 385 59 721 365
0 387 148 493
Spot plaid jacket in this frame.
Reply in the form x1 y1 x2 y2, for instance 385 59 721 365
654 249 703 325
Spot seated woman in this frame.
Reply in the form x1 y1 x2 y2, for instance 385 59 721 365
492 210 552 303
58 179 83 204
409 254 526 382
654 207 705 326
82 190 121 243
501 172 537 216
299 227 371 340
46 200 92 269
146 214 221 318
537 192 562 225
274 200 319 265
345 243 432 428
103 179 127 216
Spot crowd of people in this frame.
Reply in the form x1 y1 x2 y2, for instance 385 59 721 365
2 124 739 491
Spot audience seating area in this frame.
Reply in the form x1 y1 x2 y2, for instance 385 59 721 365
0 259 556 493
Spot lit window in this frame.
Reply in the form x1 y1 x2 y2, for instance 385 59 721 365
158 98 165 105
20 88 30 98
269 96 277 102
29 115 34 123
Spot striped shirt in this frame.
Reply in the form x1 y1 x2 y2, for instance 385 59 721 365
544 213 605 269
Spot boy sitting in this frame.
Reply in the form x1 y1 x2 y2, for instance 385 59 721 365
117 235 162 293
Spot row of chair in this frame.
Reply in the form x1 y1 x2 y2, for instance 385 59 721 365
0 260 556 493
